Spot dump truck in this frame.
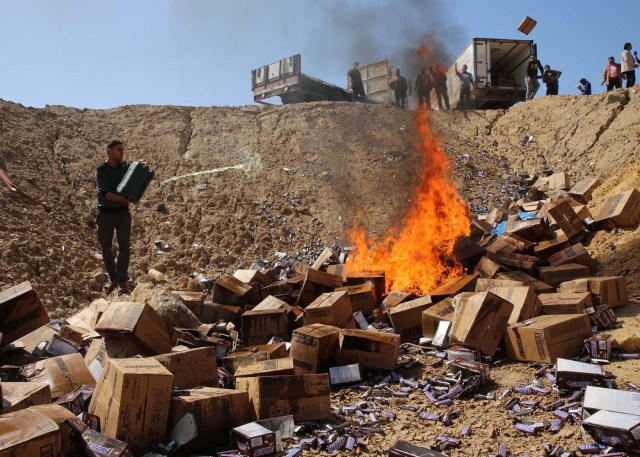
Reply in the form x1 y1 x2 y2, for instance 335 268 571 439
252 54 352 104
434 38 537 110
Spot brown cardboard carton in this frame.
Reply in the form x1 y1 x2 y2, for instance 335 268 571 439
507 218 549 242
547 172 570 190
297 269 344 306
0 281 50 347
153 347 218 389
327 264 349 281
231 421 280 457
574 204 593 221
548 243 596 272
498 233 534 253
173 290 206 316
548 200 586 241
234 358 295 379
429 274 478 301
0 382 51 413
168 387 251 450
475 278 524 292
236 374 330 421
421 298 455 338
0 408 61 457
517 15 537 34
381 290 415 312
449 291 513 356
585 334 612 360
488 287 541 324
473 256 502 279
388 296 433 343
533 230 570 262
213 274 255 306
65 307 94 334
569 177 603 203
16 324 59 355
537 263 591 287
452 236 486 267
594 188 640 228
58 325 86 346
555 358 604 390
222 343 288 372
241 308 288 346
261 278 294 301
539 292 593 314
95 301 172 355
335 282 377 316
21 353 96 400
290 324 340 374
252 295 289 311
582 410 640 450
83 338 147 382
305 291 354 328
88 358 173 455
29 404 80 457
345 271 386 300
234 269 273 303
337 330 400 371
558 276 628 307
487 251 537 274
200 302 242 325
504 314 593 363
496 271 555 294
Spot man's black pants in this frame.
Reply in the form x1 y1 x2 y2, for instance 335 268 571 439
97 209 131 283
546 82 559 95
607 77 622 91
458 86 472 109
352 83 367 102
623 70 636 88
417 90 431 110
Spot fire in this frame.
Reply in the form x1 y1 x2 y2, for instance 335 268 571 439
347 108 470 294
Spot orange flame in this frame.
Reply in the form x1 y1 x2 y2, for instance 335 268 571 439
347 108 470 295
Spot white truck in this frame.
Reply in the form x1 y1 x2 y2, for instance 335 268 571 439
434 38 537 110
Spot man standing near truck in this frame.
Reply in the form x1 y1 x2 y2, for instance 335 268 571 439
542 65 562 95
348 62 367 103
621 43 638 88
390 68 408 109
430 64 450 111
525 54 544 100
455 63 474 109
415 67 432 110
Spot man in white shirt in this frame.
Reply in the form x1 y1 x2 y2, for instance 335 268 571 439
621 42 639 88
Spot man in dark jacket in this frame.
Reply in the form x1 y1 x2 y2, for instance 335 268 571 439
542 65 562 95
348 62 367 102
95 140 137 294
455 63 474 109
390 68 408 109
430 64 450 111
578 78 592 95
525 54 544 100
415 67 432 110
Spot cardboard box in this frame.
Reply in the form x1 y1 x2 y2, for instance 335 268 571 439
548 200 586 241
381 290 415 312
83 338 146 382
582 410 640 450
595 188 640 228
583 386 640 419
555 358 604 390
388 296 433 343
57 325 86 346
449 358 490 385
496 271 555 294
537 263 591 287
329 364 362 386
569 177 603 203
234 358 295 379
504 314 593 363
548 243 596 272
473 256 502 279
533 230 570 262
305 291 354 328
539 292 593 314
21 353 96 400
506 218 548 241
0 281 50 347
231 422 280 457
586 334 612 360
15 324 59 355
334 282 377 316
488 287 541 324
65 298 109 333
326 264 349 281
0 382 51 413
574 204 593 221
173 290 206 316
0 408 61 457
337 329 400 371
297 269 344 307
241 308 288 346
222 343 288 372
95 301 172 355
234 269 273 303
547 172 570 190
450 291 513 356
517 15 537 35
168 387 250 450
345 271 386 300
88 358 173 455
30 404 81 457
421 298 455 338
213 274 254 306
558 276 628 307
236 374 330 421
200 302 242 326
487 250 537 274
452 236 486 267
290 324 340 374
429 274 478 301
153 347 218 389
498 233 534 252
475 278 524 292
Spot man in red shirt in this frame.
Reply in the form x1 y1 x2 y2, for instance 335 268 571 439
601 56 622 91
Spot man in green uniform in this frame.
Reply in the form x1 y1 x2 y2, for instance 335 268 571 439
95 140 136 294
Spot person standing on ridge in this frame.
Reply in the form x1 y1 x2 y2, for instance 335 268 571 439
390 68 408 109
578 78 592 95
454 63 474 109
415 67 432 110
525 54 544 100
621 42 638 88
542 65 562 95
602 56 622 91
348 62 367 103
430 64 450 111
95 140 141 294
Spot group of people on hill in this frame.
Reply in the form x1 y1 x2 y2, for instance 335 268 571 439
346 42 640 109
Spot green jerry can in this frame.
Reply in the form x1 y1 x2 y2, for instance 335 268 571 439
117 161 155 201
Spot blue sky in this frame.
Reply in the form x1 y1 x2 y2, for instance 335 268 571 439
1 0 639 109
